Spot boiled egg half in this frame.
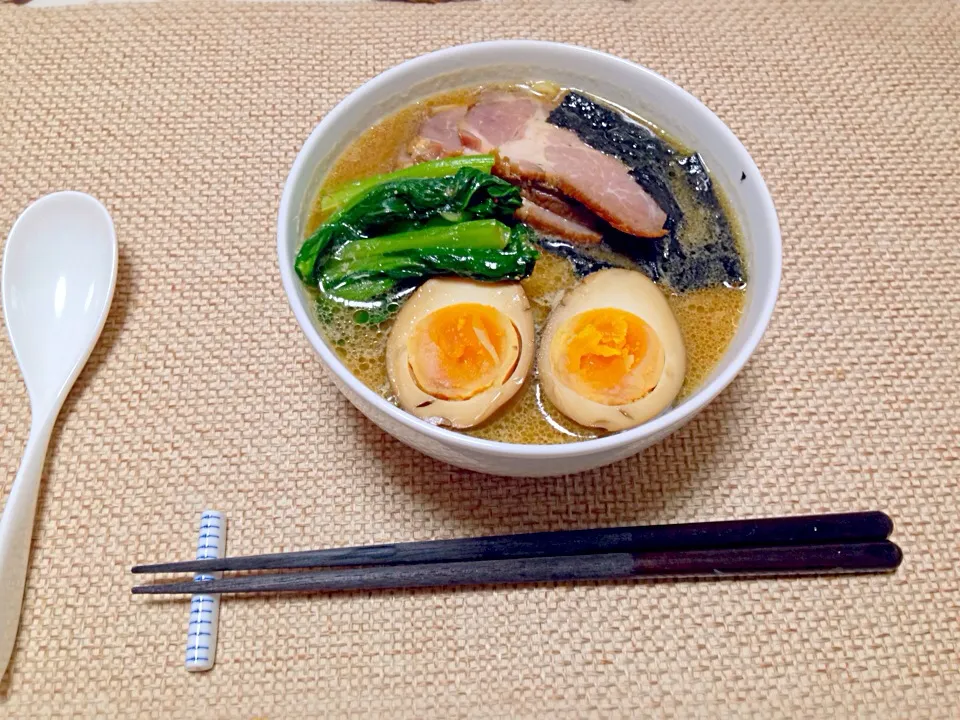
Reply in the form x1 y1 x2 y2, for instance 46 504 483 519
387 278 534 429
539 268 686 431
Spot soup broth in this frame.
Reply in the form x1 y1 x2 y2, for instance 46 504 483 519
306 84 745 444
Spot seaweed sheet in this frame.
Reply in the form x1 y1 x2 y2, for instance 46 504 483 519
545 92 745 292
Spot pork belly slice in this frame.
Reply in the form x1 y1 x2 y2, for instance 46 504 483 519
459 93 547 152
399 92 666 241
403 105 468 163
520 184 603 244
516 199 603 245
521 184 598 227
496 120 668 238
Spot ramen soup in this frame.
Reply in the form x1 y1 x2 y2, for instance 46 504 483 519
295 84 746 444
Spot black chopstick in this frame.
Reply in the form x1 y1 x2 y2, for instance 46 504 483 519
132 541 902 595
132 511 893 575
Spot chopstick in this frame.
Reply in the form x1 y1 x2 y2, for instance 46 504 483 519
132 542 902 595
132 511 893 575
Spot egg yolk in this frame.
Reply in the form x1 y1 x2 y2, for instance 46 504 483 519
408 303 517 400
554 308 664 405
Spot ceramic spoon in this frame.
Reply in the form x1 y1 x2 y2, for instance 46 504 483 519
0 192 117 678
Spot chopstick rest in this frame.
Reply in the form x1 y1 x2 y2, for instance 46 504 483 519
184 510 226 672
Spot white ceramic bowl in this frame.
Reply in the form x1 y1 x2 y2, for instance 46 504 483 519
278 41 781 477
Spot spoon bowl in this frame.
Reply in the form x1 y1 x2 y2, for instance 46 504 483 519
0 191 117 679
3 192 117 411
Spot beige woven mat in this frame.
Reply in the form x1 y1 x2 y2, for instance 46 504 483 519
0 0 958 717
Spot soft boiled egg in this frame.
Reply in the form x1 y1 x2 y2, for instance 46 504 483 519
386 278 534 429
538 268 686 431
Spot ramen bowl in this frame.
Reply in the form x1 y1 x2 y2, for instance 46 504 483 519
277 41 780 477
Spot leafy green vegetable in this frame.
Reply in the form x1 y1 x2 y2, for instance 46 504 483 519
295 165 539 324
320 222 538 317
295 167 523 284
332 218 510 265
319 155 495 215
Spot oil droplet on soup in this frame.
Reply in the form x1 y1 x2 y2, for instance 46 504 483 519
309 84 745 444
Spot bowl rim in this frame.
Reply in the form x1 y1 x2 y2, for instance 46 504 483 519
277 39 781 460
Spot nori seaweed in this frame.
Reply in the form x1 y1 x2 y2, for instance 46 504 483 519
546 92 745 292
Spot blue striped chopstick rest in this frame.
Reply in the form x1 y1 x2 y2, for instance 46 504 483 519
185 510 225 672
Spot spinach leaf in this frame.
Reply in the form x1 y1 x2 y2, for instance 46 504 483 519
320 222 538 323
295 167 523 283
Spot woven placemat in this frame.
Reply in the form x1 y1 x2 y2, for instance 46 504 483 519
0 0 957 717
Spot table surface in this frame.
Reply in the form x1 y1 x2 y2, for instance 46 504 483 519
1 0 958 717
24 0 365 5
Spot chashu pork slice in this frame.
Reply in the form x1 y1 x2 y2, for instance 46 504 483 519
403 105 468 163
460 93 605 244
518 185 603 244
496 119 668 238
459 93 546 152
516 199 603 245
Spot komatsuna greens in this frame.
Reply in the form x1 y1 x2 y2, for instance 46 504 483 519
320 220 538 301
295 167 537 323
318 155 495 215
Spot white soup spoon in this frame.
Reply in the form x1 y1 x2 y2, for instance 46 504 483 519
0 191 117 678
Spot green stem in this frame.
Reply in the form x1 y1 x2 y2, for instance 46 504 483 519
329 277 397 302
333 219 510 266
319 155 495 215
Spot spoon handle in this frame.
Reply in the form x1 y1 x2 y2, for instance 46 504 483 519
0 417 54 678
